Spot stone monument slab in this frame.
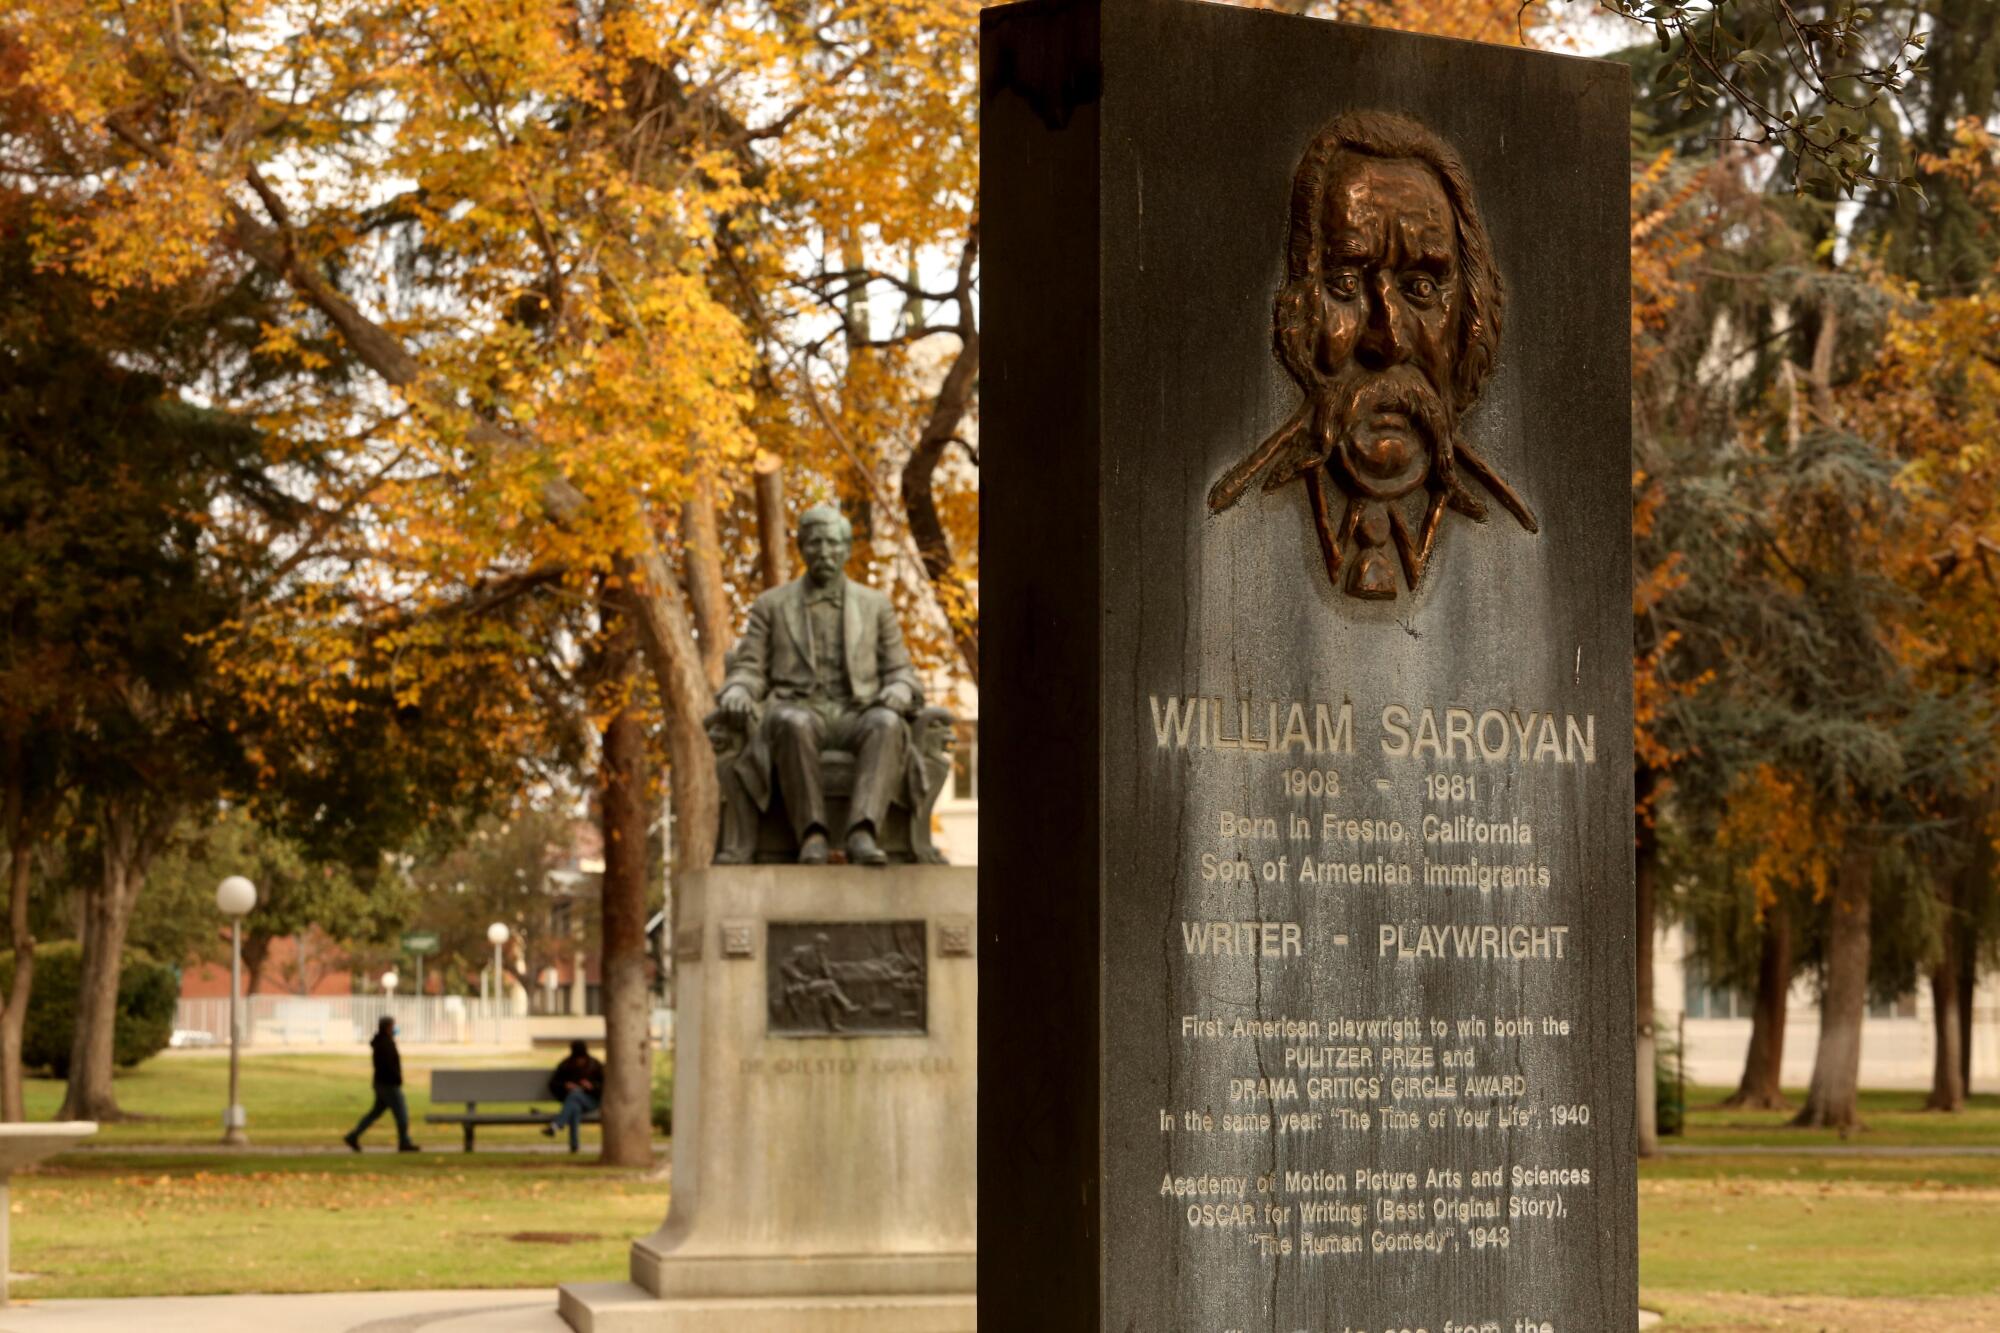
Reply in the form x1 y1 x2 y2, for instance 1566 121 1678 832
982 2 1635 1329
559 865 976 1332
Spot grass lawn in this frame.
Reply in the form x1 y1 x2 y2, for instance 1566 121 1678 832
23 1049 641 1150
1671 1084 2000 1150
1645 1083 2000 1330
11 1057 2000 1321
14 1151 662 1298
1641 1154 2000 1292
15 1051 668 1299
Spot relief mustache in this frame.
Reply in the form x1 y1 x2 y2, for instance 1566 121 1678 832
1261 363 1377 492
1231 372 1459 506
1262 366 1452 493
1343 367 1448 433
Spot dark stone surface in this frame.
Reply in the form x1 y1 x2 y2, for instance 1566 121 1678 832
982 3 1635 1329
767 920 929 1037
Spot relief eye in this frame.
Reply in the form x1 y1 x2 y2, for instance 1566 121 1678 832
1404 274 1439 301
1326 269 1361 299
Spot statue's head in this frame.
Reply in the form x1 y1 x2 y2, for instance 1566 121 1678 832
1274 110 1501 505
797 504 853 588
1210 111 1533 601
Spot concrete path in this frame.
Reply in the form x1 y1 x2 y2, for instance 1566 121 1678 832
0 1289 568 1333
0 1291 1662 1332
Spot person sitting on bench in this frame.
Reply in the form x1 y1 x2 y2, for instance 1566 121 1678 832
543 1040 604 1152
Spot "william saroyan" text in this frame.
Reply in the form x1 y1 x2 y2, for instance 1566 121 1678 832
1148 696 1596 765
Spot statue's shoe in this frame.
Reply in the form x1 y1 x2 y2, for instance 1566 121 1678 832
846 828 889 866
799 831 831 865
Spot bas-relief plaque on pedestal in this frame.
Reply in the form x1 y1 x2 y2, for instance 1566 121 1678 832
983 3 1635 1331
767 921 928 1037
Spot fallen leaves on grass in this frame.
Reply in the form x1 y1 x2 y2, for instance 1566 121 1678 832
1652 1292 2000 1331
59 1168 646 1218
1642 1177 2000 1203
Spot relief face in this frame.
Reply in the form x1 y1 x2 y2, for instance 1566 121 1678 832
1209 111 1536 599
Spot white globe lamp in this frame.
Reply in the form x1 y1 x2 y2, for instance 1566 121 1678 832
215 875 257 918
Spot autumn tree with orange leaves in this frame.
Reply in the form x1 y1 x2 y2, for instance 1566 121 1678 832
4 0 982 843
1628 145 1718 1152
1842 119 2000 1113
0 0 983 1152
1625 3 2000 1132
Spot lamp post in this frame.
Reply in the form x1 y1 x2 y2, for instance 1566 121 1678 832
486 922 510 1045
381 969 400 1044
214 875 257 1147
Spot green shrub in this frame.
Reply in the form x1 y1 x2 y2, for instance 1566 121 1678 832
0 941 180 1077
1655 1020 1685 1137
651 1057 674 1137
115 952 179 1068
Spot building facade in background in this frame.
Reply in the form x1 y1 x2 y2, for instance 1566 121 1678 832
1656 925 1999 1093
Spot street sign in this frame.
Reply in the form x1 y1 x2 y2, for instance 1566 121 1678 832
400 931 440 954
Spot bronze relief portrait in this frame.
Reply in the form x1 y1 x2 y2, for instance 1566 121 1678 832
1209 111 1536 600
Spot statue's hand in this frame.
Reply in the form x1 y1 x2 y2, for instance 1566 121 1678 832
718 688 756 722
879 683 917 715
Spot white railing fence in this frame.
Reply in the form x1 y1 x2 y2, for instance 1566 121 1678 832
174 994 516 1047
174 995 676 1050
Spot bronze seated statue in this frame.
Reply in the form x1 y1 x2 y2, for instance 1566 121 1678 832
707 503 956 866
707 703 955 865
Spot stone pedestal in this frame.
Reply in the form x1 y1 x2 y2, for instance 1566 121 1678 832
560 866 976 1333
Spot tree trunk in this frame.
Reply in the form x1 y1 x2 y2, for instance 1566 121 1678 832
681 473 731 691
1958 950 1976 1094
598 697 654 1167
1792 837 1872 1132
1722 908 1792 1110
60 812 143 1121
0 746 36 1123
1926 936 1966 1112
243 933 274 1001
753 452 790 590
1925 850 1971 1112
1958 813 1988 1095
897 229 981 681
1635 767 1658 1156
619 551 718 874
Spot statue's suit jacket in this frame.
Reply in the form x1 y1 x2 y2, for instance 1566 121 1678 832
720 575 923 709
719 577 926 814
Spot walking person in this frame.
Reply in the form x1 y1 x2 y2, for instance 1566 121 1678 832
543 1039 604 1153
344 1016 420 1152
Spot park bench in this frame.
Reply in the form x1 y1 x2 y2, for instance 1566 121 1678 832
424 1068 596 1153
